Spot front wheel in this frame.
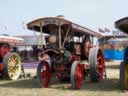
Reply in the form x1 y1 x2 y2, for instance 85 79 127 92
37 61 51 88
70 61 84 89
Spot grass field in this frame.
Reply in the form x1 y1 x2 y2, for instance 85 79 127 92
0 61 127 96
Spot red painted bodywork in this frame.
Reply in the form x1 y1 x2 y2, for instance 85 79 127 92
0 46 10 74
0 47 10 58
0 63 3 72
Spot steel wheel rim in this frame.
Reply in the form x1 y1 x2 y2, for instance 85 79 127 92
7 54 21 79
96 49 104 80
40 62 51 87
124 64 128 89
75 64 83 89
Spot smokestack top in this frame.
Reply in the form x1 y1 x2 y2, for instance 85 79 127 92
56 15 64 19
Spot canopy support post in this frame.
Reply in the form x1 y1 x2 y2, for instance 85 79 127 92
92 36 94 46
58 23 61 49
62 25 70 48
40 22 43 48
32 26 38 46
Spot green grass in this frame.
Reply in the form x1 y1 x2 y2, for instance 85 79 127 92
0 61 124 96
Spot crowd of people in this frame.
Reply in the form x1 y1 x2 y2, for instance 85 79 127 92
13 45 45 62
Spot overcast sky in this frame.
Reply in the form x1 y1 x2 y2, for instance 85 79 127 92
0 0 128 36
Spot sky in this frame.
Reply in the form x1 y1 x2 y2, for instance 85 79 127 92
0 0 128 36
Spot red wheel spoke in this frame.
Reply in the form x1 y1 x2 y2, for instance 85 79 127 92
39 62 51 88
98 65 103 69
97 71 103 80
75 64 83 89
97 56 101 61
96 50 104 81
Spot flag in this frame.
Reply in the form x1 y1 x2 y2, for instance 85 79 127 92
98 28 105 33
104 28 110 32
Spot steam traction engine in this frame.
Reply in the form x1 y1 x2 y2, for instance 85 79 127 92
115 17 128 90
0 35 23 80
27 16 105 89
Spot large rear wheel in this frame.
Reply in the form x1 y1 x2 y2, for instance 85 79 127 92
81 36 91 59
89 47 105 82
3 52 21 80
120 61 128 90
70 61 84 89
37 61 51 88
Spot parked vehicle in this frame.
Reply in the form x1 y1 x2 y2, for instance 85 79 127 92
0 35 23 80
27 16 105 89
115 17 128 90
